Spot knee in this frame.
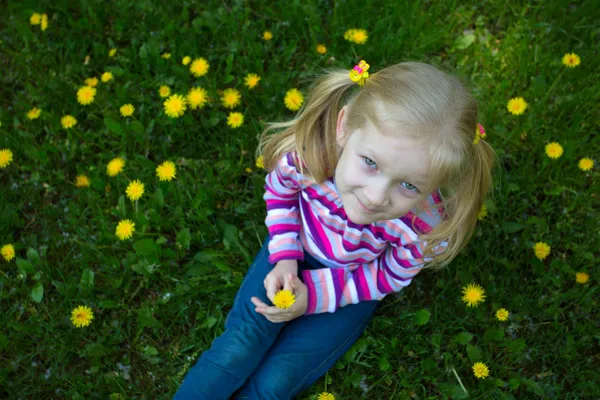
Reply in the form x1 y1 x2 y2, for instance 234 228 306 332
248 366 300 399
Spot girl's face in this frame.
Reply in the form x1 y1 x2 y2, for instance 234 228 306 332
334 106 432 225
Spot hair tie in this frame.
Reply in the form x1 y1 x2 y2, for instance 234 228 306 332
349 60 370 86
474 123 486 144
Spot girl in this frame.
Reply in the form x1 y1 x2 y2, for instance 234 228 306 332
174 61 496 399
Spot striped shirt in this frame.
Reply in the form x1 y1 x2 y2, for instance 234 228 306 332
264 151 447 315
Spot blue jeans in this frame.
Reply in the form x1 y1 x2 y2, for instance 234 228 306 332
173 235 380 399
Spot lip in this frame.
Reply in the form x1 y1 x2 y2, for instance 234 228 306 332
356 196 376 213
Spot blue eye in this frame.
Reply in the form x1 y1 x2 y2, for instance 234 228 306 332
362 156 420 194
401 182 419 193
363 157 377 168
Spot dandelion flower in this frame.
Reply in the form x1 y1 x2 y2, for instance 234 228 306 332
507 97 527 115
1 244 15 262
255 155 264 169
273 289 296 309
245 167 252 173
533 242 551 260
126 180 145 201
107 157 125 177
27 107 41 120
578 158 594 171
120 104 135 117
61 115 77 129
344 29 368 44
263 30 273 41
41 14 48 31
70 305 94 328
562 53 580 68
545 142 563 159
161 53 171 59
75 175 90 187
575 272 589 284
227 112 244 128
109 48 117 57
0 149 14 168
30 13 42 25
115 219 135 240
164 94 187 118
84 77 99 87
317 393 335 400
244 73 261 90
221 88 241 109
461 283 486 307
284 88 304 111
156 161 177 181
190 57 209 77
159 85 171 98
472 362 490 379
495 308 509 321
187 87 208 110
77 86 96 105
182 56 191 65
477 204 487 220
316 44 327 54
101 71 113 83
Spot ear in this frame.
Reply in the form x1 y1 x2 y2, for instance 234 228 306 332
336 105 348 147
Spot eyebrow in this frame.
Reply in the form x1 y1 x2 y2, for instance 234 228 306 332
362 148 430 187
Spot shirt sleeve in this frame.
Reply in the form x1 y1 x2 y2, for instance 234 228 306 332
301 238 448 315
263 152 305 264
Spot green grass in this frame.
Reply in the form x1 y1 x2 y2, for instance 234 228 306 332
1 0 598 398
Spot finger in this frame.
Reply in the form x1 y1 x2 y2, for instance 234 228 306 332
251 296 269 308
266 276 282 303
283 273 293 292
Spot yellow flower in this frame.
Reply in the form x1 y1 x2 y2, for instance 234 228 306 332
545 142 563 159
182 56 191 65
578 157 594 171
533 242 551 260
41 14 48 31
75 175 90 187
461 283 486 307
126 180 145 201
187 87 208 110
156 161 177 181
1 244 15 262
0 149 14 168
477 204 488 220
344 29 368 44
562 53 580 68
70 305 94 328
84 77 98 87
30 13 42 25
317 392 335 400
507 97 527 115
159 85 171 98
472 362 490 379
77 86 96 105
284 88 304 111
61 115 77 129
495 308 509 321
245 167 252 173
120 104 135 117
273 289 296 309
255 155 264 169
101 71 113 83
164 94 187 118
575 272 589 284
316 44 327 54
109 48 117 57
115 219 135 240
227 112 244 128
263 30 273 41
27 107 41 120
221 88 241 109
244 73 261 90
161 53 171 59
107 157 125 177
190 57 210 77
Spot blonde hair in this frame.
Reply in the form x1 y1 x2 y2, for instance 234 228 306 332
256 62 498 270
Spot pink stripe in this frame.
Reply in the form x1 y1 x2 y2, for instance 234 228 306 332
377 266 394 294
317 269 330 313
302 270 317 315
354 267 371 301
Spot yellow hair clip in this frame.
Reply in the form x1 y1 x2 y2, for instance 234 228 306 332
474 123 486 144
349 60 370 86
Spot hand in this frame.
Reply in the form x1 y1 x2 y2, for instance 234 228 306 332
252 273 308 323
263 260 298 304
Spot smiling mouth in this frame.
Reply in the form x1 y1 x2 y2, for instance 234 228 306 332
356 196 376 212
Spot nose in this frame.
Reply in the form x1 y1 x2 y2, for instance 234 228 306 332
364 181 389 207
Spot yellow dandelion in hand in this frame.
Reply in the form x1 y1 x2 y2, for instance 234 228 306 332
472 362 490 379
263 30 273 41
244 73 261 90
221 88 241 109
316 44 327 54
70 305 94 328
120 104 135 117
284 88 304 111
107 157 125 177
161 53 171 59
84 77 99 87
495 308 509 321
344 29 368 44
461 283 486 307
255 155 265 169
317 392 335 400
507 97 527 115
578 158 594 171
164 94 187 118
562 53 580 68
575 272 589 284
77 86 96 105
61 115 77 129
156 161 177 181
126 180 145 201
115 219 135 240
41 14 48 31
227 112 244 128
182 56 191 65
187 87 208 110
273 289 296 309
533 242 551 260
75 175 90 188
159 85 171 98
1 244 16 262
101 71 113 83
30 13 42 25
109 48 117 57
27 107 41 120
190 57 210 77
0 149 14 168
477 204 488 220
545 142 563 159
